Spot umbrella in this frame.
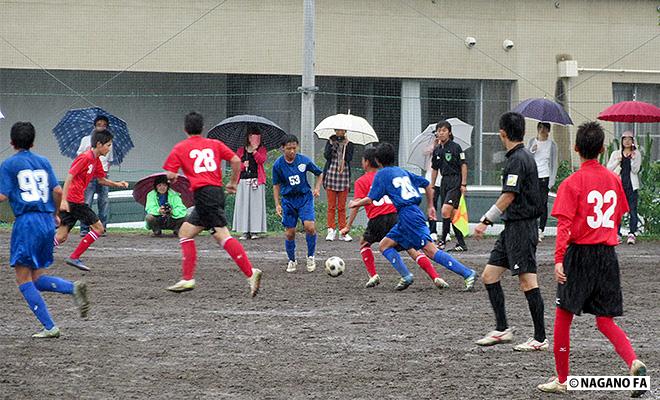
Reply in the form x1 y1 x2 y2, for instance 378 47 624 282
132 173 194 208
52 107 134 165
207 115 287 151
314 113 378 145
407 118 473 169
0 108 4 119
512 98 573 126
597 101 660 123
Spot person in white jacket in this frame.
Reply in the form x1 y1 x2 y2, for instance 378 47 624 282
607 130 642 245
528 122 558 242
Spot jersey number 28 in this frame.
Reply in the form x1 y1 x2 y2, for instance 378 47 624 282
190 149 217 173
18 169 49 203
392 176 419 200
586 189 617 229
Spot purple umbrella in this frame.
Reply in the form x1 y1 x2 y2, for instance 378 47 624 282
132 173 194 208
512 98 573 126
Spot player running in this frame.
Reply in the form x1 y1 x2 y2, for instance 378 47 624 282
474 112 547 351
163 112 262 296
272 135 323 273
55 128 129 272
350 143 477 291
537 121 647 397
0 122 90 338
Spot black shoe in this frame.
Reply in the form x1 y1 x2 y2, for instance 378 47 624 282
448 244 468 252
437 240 446 250
152 230 162 237
80 231 89 237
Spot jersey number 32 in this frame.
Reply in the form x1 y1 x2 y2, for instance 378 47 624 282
587 189 617 229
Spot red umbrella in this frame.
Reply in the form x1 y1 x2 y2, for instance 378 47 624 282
132 173 194 208
597 101 660 123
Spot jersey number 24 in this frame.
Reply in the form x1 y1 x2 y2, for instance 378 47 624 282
392 176 419 200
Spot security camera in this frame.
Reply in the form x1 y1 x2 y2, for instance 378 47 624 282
503 39 514 51
464 37 476 48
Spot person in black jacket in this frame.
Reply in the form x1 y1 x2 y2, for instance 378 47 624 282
323 129 354 242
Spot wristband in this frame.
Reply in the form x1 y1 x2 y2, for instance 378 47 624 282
461 184 467 187
481 204 503 224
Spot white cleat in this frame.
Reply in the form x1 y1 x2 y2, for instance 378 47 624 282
167 279 196 293
306 256 316 272
365 274 381 288
325 228 336 241
538 229 544 243
513 337 549 352
430 233 438 242
286 260 297 273
248 269 263 297
475 328 514 346
433 277 449 289
32 326 60 339
537 377 567 394
630 359 647 398
339 233 353 242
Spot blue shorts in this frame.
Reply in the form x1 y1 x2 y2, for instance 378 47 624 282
10 213 56 269
386 206 432 250
282 192 315 228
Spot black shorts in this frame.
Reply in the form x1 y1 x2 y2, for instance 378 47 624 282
439 175 461 208
60 202 99 231
187 186 228 230
556 244 623 317
363 213 404 252
488 218 538 275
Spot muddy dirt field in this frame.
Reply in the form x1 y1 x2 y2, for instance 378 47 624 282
0 230 657 399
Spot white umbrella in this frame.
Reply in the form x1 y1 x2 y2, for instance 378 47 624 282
0 108 4 119
314 113 378 145
407 118 473 169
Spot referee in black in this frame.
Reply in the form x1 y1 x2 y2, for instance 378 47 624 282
474 112 547 352
429 120 469 251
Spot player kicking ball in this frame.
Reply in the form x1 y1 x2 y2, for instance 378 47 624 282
55 128 129 271
163 112 262 297
537 122 647 397
272 135 323 273
349 143 477 291
0 122 90 338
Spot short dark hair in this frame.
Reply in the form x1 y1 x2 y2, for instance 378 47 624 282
362 146 379 168
375 142 396 166
184 112 204 135
154 175 169 190
537 122 551 132
94 115 109 126
245 126 261 147
575 121 604 160
91 129 114 147
281 134 299 146
10 122 36 150
436 120 452 132
499 112 525 142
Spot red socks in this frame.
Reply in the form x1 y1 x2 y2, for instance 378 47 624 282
360 246 377 277
416 255 439 280
596 316 637 368
180 238 197 280
70 231 99 259
223 237 253 278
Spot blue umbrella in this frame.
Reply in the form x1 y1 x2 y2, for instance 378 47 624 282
512 98 573 126
207 114 287 151
52 107 134 165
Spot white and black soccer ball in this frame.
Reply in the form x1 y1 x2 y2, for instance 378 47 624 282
324 256 345 277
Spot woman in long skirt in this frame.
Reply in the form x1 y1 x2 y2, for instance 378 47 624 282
233 129 267 239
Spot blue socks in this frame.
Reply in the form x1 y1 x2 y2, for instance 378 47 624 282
35 275 74 294
382 248 413 279
306 233 317 257
285 239 296 262
19 282 55 330
433 250 474 278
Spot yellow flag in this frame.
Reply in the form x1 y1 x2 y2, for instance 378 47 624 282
452 195 469 237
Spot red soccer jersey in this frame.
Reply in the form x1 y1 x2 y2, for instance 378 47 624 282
354 171 397 219
67 150 105 203
163 135 237 191
552 159 629 264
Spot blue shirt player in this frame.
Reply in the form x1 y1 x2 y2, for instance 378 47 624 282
0 122 90 338
350 142 476 291
272 134 324 273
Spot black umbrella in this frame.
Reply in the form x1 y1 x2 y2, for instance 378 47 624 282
207 115 287 151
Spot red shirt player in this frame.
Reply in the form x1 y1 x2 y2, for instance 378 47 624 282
162 112 262 297
538 121 646 397
56 129 128 272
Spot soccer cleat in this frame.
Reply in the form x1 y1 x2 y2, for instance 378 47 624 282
32 326 60 339
65 257 90 272
365 274 381 288
630 359 647 398
239 233 249 240
249 234 260 240
248 269 263 297
167 279 196 292
306 256 316 272
462 270 477 292
437 240 446 250
340 233 353 242
448 244 468 252
513 337 549 352
475 328 514 346
286 260 297 273
325 228 336 241
538 229 544 243
433 277 449 289
73 281 90 318
537 377 567 394
627 233 636 245
430 233 438 242
395 275 414 291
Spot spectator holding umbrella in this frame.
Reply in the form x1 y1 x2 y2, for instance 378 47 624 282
528 122 558 242
233 128 268 240
607 130 642 245
144 175 187 236
323 129 354 242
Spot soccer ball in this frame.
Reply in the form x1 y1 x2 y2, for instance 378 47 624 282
324 256 345 277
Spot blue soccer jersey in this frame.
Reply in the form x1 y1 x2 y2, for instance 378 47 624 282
0 150 59 216
272 154 323 197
